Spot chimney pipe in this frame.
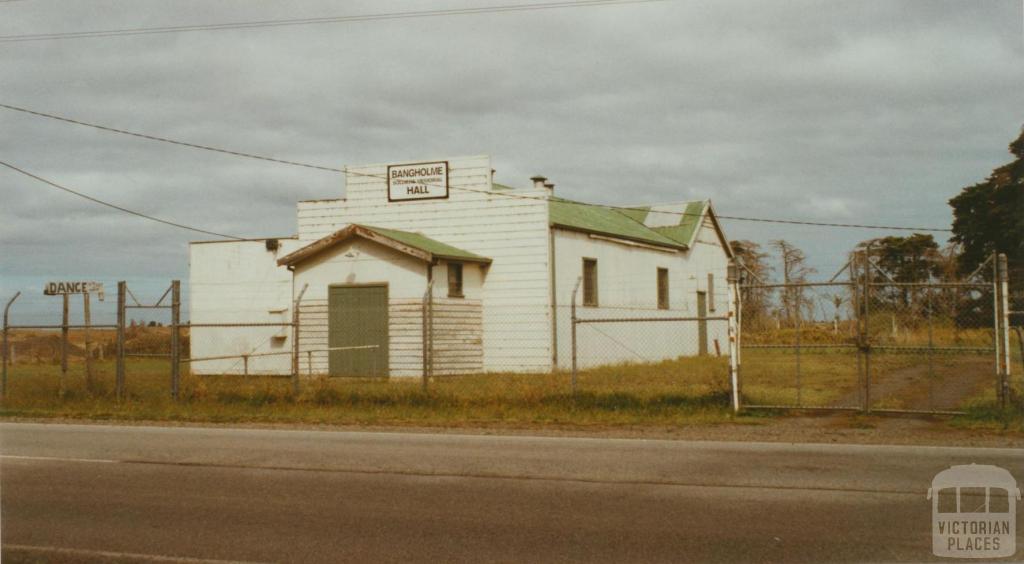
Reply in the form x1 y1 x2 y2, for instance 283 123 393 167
543 181 554 193
530 175 547 190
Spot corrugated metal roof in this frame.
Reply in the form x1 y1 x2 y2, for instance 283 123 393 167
650 200 708 247
362 225 491 263
277 224 491 266
616 207 650 224
548 199 685 248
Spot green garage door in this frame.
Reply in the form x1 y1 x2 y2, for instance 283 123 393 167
328 284 389 377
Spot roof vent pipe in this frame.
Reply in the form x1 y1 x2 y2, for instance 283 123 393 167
530 175 547 190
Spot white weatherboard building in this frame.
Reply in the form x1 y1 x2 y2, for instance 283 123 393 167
189 155 734 377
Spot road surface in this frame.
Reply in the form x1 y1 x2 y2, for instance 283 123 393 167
1 423 1021 563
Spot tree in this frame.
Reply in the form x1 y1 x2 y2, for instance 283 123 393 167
856 233 941 309
858 234 940 283
949 126 1024 304
731 240 772 324
770 240 816 324
731 240 770 281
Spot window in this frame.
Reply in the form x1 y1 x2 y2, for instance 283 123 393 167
990 488 1010 513
937 488 958 513
657 268 669 310
959 487 987 513
707 273 715 312
582 258 598 307
448 263 464 298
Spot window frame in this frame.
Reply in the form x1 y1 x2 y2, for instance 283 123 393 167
582 258 598 307
707 273 716 312
657 267 670 310
447 262 464 298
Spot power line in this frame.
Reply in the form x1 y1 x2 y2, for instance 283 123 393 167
0 160 244 240
0 103 343 173
0 0 670 43
0 102 954 232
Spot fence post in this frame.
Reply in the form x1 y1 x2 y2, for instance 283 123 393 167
795 297 802 407
2 292 20 399
83 292 93 392
421 278 434 392
849 255 862 409
727 264 740 413
61 293 69 398
1015 327 1024 392
291 283 308 397
862 248 872 414
116 281 126 401
998 253 1010 406
570 276 582 395
170 280 181 400
927 287 934 411
992 252 1002 405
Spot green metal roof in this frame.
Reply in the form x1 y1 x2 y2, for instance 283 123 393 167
277 224 491 266
548 199 684 248
359 225 491 263
616 207 650 224
651 201 707 247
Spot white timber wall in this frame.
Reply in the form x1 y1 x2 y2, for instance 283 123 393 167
294 238 425 378
292 239 485 377
552 221 731 369
189 239 301 375
297 155 552 373
427 261 485 376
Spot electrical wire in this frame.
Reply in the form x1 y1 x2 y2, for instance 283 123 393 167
0 103 343 173
0 0 671 42
1 102 954 232
0 160 245 240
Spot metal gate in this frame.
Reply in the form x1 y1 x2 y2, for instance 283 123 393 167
738 252 1012 415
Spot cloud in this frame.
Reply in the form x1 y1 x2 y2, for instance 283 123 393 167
1 0 1021 320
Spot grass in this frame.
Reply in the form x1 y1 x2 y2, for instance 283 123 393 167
739 349 922 407
0 357 739 428
3 346 1019 432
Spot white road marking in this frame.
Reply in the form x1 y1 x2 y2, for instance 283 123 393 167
3 544 268 563
0 454 118 464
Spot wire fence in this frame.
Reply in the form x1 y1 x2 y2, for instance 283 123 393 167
0 255 1013 418
739 252 1016 414
1 276 742 411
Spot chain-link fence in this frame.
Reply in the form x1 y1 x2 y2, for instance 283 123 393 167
739 281 863 410
739 252 1014 414
3 255 1011 419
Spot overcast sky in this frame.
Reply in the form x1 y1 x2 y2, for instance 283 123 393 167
1 0 1022 323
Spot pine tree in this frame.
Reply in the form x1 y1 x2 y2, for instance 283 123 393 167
949 127 1024 299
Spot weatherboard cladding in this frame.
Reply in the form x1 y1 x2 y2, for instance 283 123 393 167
294 157 722 374
297 155 553 372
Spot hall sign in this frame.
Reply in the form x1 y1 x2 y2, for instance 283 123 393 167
387 161 449 202
44 281 105 300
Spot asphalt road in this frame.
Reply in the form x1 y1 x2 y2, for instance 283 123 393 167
1 423 1021 563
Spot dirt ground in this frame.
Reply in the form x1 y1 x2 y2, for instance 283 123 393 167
832 356 996 412
5 412 1022 448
